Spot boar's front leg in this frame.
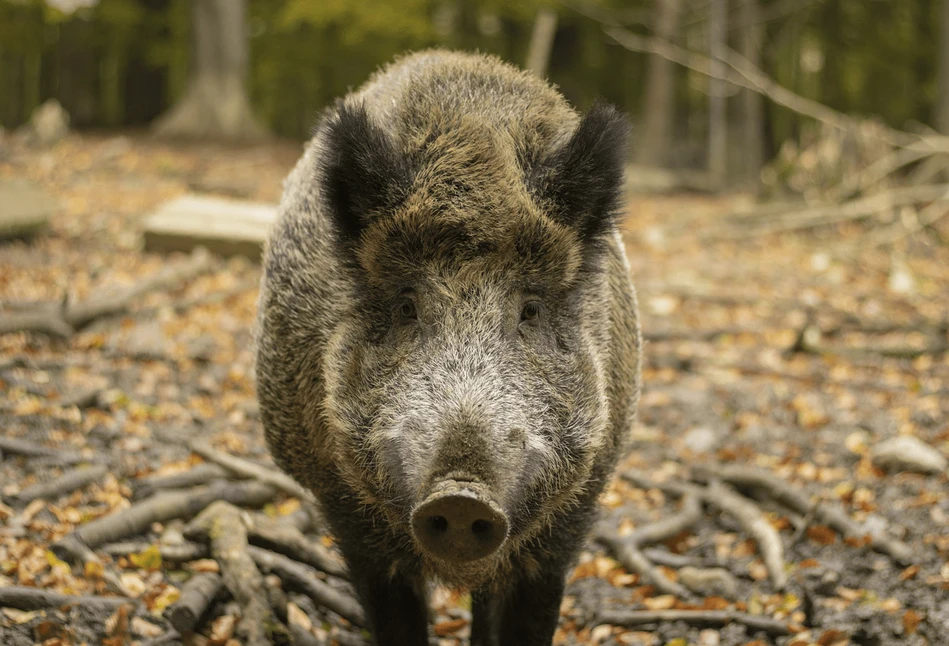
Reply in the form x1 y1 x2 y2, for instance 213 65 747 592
470 565 568 646
344 557 430 646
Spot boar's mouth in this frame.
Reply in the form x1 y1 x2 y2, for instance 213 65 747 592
410 479 510 563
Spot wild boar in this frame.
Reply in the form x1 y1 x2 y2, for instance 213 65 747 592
255 49 642 645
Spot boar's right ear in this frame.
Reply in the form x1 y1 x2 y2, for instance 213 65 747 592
533 101 630 243
317 102 414 243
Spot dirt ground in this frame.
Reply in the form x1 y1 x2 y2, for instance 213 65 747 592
1 133 947 646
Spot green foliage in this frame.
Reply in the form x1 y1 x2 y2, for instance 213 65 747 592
0 0 944 156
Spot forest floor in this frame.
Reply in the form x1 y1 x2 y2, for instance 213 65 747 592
0 132 947 646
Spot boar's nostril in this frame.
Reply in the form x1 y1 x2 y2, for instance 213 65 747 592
429 515 449 533
471 519 491 536
411 483 509 563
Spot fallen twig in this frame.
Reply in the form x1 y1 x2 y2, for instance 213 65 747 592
0 436 64 457
165 571 224 634
246 513 348 579
597 608 793 636
185 502 290 646
705 465 914 565
596 494 702 598
248 546 365 627
188 439 313 504
101 541 209 562
52 480 276 563
620 472 787 590
7 464 107 506
0 586 137 612
705 480 787 590
0 247 214 338
131 463 234 500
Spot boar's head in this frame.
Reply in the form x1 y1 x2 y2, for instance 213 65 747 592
316 99 630 586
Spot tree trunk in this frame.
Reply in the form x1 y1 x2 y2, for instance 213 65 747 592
937 0 949 133
635 0 680 167
740 0 764 191
152 0 266 141
707 0 728 188
525 6 558 78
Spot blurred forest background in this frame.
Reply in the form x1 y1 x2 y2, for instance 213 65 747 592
2 0 949 193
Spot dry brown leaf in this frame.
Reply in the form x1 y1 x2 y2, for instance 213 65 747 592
209 614 236 645
433 618 467 637
903 609 923 635
806 525 838 545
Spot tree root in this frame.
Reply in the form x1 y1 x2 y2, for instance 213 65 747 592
0 247 214 338
245 513 348 579
704 480 787 590
705 465 914 565
101 541 209 562
0 586 137 612
597 608 794 636
596 494 702 598
52 480 276 563
184 501 291 646
8 464 107 506
248 546 366 627
165 571 224 633
131 463 233 500
620 471 788 590
189 439 314 504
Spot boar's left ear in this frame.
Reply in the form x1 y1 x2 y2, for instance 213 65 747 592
533 101 630 242
317 101 414 243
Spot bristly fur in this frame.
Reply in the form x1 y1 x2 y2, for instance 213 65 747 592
255 49 642 646
530 100 632 243
318 101 415 243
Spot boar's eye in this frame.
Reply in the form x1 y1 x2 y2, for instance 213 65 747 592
520 301 542 324
396 298 418 322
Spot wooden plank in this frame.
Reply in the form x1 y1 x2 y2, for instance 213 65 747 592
142 194 277 260
0 178 55 240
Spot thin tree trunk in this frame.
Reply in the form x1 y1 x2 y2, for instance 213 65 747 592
708 0 728 188
740 0 764 191
525 6 558 78
152 0 266 141
937 0 949 133
635 0 680 167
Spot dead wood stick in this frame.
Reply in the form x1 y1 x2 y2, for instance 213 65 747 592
101 541 209 562
185 502 289 646
620 472 787 589
0 586 137 612
246 513 348 579
65 247 214 328
597 608 793 636
643 326 764 343
52 480 276 563
165 572 224 633
0 248 214 338
0 309 75 338
705 480 787 590
716 184 949 237
248 546 366 627
598 538 689 597
0 436 63 457
189 439 313 504
603 25 936 153
596 494 702 598
131 463 233 500
706 465 913 565
8 464 107 506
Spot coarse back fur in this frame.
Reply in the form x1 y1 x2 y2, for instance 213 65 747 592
256 48 642 642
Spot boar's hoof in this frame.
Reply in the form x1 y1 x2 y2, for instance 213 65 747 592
411 484 508 562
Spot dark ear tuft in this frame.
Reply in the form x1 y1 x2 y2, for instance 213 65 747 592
535 101 630 241
318 102 413 242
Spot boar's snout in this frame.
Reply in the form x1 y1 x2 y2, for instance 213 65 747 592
411 480 509 563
